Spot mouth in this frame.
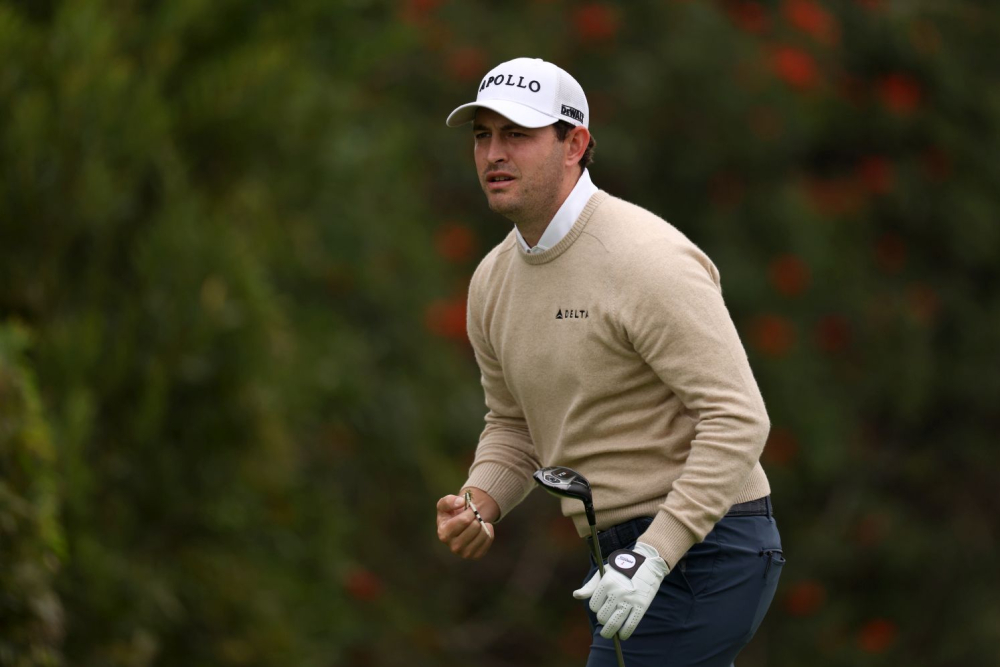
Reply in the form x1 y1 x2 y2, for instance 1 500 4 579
485 173 516 191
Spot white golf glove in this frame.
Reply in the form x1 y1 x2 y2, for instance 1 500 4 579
572 541 670 640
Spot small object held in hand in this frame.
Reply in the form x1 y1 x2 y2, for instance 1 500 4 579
464 490 493 539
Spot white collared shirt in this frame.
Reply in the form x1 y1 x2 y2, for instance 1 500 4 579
516 169 599 254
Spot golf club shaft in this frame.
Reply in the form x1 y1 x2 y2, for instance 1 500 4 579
589 525 626 667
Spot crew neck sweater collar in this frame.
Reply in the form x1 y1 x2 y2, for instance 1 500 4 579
517 190 609 265
515 169 599 254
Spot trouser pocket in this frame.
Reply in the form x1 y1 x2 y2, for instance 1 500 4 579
745 548 785 640
761 548 785 580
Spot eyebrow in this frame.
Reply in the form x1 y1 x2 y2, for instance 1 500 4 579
472 123 529 132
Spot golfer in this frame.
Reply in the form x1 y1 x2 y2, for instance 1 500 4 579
435 57 784 667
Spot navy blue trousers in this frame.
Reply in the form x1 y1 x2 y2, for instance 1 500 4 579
581 514 784 667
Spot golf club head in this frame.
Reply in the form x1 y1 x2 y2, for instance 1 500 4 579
533 466 596 526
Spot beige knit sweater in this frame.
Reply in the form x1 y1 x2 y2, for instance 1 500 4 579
462 191 771 568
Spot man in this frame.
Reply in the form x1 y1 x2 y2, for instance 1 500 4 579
435 57 784 667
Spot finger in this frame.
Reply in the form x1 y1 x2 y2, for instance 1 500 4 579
472 516 493 540
572 572 601 600
448 512 483 556
596 591 619 624
589 580 610 614
436 507 467 537
439 509 475 541
462 522 492 559
469 526 494 559
438 512 472 545
619 607 644 641
436 495 466 516
600 603 631 639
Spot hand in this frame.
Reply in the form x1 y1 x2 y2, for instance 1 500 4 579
436 492 495 559
572 542 670 640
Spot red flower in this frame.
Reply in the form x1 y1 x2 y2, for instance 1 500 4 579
815 315 851 353
435 223 477 263
573 3 619 42
771 46 819 89
785 579 827 616
749 314 796 358
425 296 468 342
858 618 898 653
763 428 798 466
874 233 906 274
446 47 487 83
726 1 770 34
857 156 894 195
878 74 922 115
344 567 384 601
768 254 810 297
783 0 839 45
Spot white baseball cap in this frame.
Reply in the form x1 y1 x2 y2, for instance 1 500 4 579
446 57 589 129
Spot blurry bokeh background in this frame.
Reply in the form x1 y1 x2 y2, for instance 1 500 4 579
2 0 998 665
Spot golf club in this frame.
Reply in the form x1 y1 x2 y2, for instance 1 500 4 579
533 466 626 667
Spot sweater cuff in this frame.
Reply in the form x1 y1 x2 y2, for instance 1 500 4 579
637 511 698 571
463 462 534 522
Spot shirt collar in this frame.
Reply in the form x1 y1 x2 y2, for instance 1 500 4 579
516 169 599 254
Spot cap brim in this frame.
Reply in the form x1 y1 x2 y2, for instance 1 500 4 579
446 100 559 128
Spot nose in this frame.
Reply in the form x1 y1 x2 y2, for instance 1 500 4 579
485 135 507 164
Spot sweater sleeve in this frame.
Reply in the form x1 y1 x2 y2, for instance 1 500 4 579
461 263 540 520
621 241 770 569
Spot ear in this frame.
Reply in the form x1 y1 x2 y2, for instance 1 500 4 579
563 126 591 167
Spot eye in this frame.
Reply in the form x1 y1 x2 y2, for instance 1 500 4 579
508 131 525 138
474 132 490 139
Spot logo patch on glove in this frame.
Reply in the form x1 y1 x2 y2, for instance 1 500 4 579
608 549 646 579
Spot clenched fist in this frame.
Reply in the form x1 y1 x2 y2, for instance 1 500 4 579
436 489 498 559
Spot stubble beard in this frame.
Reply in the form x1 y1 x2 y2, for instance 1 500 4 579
485 154 565 230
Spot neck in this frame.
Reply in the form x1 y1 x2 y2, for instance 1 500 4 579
512 170 581 247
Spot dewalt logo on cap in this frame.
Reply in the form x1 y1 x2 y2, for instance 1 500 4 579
561 104 584 122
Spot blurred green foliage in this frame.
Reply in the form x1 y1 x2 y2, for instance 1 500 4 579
1 0 998 666
0 324 63 667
